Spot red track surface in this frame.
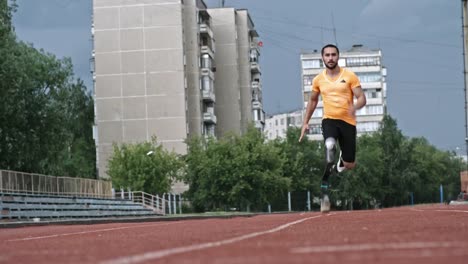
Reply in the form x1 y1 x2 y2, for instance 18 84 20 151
1 204 467 264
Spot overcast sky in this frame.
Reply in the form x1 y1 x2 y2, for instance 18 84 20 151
12 0 466 154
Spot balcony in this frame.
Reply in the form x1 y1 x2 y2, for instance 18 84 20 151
199 23 214 38
254 120 264 129
203 112 217 124
361 82 382 89
250 42 260 53
202 89 216 102
366 97 384 105
201 68 215 79
251 81 261 90
250 61 261 73
252 100 263 110
201 45 215 58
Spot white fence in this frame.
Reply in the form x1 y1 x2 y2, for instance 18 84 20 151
0 170 113 198
115 191 166 215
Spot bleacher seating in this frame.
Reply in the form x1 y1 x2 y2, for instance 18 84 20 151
0 192 160 221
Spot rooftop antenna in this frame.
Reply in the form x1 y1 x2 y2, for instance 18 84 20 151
331 12 338 46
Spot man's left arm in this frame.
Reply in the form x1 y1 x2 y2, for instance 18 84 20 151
352 86 366 110
349 86 366 117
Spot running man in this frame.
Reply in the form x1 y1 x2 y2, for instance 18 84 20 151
299 44 367 212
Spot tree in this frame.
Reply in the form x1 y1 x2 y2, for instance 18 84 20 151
375 115 410 207
53 79 96 177
184 126 290 212
107 138 184 194
0 0 16 42
0 0 96 178
333 133 384 210
274 127 323 192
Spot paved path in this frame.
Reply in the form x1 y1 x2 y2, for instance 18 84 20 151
1 204 467 264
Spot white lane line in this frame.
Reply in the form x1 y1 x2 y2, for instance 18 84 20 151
7 222 182 242
412 208 468 213
434 209 468 213
291 241 467 254
101 215 323 264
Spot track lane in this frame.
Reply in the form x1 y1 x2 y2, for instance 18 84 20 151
1 204 467 264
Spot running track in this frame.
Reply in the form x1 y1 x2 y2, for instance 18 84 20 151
1 204 467 264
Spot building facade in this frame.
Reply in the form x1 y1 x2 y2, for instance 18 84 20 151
92 0 263 186
264 110 302 140
300 44 387 140
208 8 265 137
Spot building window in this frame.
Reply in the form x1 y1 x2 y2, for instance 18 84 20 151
296 117 302 125
303 75 315 85
346 56 380 67
312 108 323 118
309 124 322 135
367 105 384 115
201 76 212 91
356 72 381 83
357 105 384 116
364 89 381 99
338 58 346 67
302 59 322 69
357 122 380 133
250 49 259 62
201 54 212 69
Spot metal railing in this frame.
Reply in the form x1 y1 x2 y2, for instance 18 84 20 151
115 190 166 215
0 170 113 198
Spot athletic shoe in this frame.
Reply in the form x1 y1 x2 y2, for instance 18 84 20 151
336 151 346 173
321 194 330 213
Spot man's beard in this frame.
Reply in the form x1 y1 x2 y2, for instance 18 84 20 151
325 61 337 70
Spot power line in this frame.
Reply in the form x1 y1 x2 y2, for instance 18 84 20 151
256 21 459 71
252 14 460 49
387 80 461 87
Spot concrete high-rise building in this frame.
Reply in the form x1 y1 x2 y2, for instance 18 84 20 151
300 44 387 140
208 8 264 137
91 0 264 186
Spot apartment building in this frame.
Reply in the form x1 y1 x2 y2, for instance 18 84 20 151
208 8 265 136
300 44 387 140
91 0 264 185
264 110 303 140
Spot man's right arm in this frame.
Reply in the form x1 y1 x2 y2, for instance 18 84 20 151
299 91 319 142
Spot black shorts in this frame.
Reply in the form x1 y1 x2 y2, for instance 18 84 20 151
321 118 356 163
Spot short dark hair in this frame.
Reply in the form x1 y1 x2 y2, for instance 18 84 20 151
321 44 339 56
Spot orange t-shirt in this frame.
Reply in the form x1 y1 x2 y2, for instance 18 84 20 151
312 68 361 126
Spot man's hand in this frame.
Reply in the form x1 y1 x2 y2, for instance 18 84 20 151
299 124 309 142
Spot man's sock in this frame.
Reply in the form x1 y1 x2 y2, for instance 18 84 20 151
321 162 334 183
320 181 328 196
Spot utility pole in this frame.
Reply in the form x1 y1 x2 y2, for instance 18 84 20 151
462 0 468 169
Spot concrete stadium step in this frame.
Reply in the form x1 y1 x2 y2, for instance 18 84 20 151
1 195 137 205
1 203 150 211
4 209 155 219
0 192 160 221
